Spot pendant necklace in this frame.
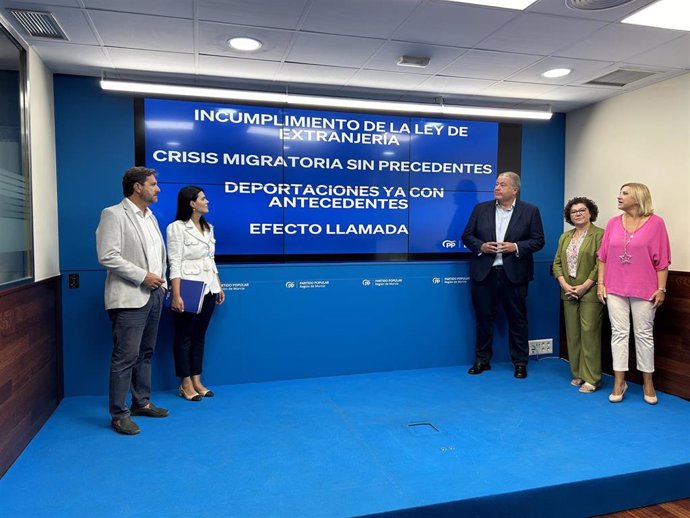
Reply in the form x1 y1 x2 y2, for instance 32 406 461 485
619 216 642 264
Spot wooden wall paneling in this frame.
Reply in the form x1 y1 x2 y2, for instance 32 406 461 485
0 277 62 478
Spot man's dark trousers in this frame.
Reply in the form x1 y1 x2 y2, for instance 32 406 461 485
108 288 164 419
471 265 529 366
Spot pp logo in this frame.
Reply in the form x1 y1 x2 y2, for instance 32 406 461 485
285 281 296 289
362 279 371 287
442 240 457 248
432 277 441 284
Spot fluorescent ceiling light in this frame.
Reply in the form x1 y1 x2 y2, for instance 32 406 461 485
145 120 194 130
100 79 552 120
622 0 690 31
228 37 262 51
443 0 539 9
542 68 572 78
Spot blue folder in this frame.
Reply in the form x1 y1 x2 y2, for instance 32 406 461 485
179 279 206 314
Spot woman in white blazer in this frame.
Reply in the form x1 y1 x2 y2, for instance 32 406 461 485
167 186 224 401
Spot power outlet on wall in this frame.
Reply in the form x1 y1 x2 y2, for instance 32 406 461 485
528 339 553 356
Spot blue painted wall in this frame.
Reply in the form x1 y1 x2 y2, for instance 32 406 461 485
55 75 565 397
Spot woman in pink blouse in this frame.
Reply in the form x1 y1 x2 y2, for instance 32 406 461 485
597 183 671 405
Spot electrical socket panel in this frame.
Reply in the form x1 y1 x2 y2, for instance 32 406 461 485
528 339 553 356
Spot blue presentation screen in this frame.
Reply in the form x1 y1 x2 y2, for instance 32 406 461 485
137 98 519 261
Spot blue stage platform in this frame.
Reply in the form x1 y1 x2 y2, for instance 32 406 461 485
1 359 689 517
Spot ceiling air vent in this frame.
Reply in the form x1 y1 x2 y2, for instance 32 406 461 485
8 9 68 40
566 0 635 9
585 68 657 87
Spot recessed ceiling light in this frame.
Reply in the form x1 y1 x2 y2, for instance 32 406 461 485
443 0 538 9
542 68 573 78
228 37 262 51
622 0 690 32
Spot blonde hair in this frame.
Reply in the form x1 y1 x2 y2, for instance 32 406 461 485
621 182 654 216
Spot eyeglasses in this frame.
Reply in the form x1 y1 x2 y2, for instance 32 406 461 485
570 208 588 215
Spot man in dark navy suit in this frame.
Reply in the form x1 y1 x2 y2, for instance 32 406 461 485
461 172 544 379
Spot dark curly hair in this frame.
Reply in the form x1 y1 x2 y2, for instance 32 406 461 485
564 197 598 225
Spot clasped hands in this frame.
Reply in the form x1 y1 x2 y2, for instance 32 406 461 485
562 281 590 301
481 241 516 254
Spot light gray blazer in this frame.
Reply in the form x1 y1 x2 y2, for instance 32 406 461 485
96 199 167 310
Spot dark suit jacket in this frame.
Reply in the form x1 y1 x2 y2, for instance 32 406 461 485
462 200 545 284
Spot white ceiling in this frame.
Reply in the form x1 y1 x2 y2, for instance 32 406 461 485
1 0 688 112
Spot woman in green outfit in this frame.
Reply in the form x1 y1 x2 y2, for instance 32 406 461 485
552 197 604 393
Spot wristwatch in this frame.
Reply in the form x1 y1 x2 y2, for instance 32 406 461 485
657 287 667 293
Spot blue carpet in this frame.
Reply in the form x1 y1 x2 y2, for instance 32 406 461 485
1 360 689 517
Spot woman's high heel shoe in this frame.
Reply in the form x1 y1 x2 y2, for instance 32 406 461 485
178 386 202 402
196 388 214 398
608 382 628 403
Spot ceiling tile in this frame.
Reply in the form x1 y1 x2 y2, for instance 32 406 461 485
106 47 195 74
198 0 310 29
508 57 614 85
6 0 81 6
286 32 385 68
482 80 558 98
416 75 495 95
556 23 683 63
13 6 100 45
88 10 193 52
605 67 687 90
0 0 684 113
393 2 518 47
198 22 293 62
364 41 467 75
624 34 690 69
302 0 421 38
348 69 428 90
478 13 606 55
575 61 684 89
526 0 658 22
32 41 109 69
533 85 616 103
198 54 281 80
440 49 542 80
276 62 357 85
82 0 194 18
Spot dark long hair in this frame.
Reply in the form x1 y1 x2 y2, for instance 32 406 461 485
175 186 210 232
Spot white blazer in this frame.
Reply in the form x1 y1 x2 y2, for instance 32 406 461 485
96 199 167 310
166 219 220 294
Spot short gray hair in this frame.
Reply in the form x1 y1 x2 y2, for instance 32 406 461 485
499 171 521 191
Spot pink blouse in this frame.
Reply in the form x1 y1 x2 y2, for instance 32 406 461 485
598 214 671 300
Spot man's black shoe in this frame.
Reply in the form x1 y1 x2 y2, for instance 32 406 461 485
111 416 140 435
468 362 491 375
130 402 169 418
514 365 528 379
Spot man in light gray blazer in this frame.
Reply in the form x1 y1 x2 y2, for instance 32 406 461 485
96 167 169 435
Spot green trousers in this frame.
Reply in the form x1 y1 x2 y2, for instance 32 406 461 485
563 298 603 386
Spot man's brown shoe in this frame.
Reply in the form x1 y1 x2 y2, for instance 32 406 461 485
130 402 169 418
111 416 140 435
